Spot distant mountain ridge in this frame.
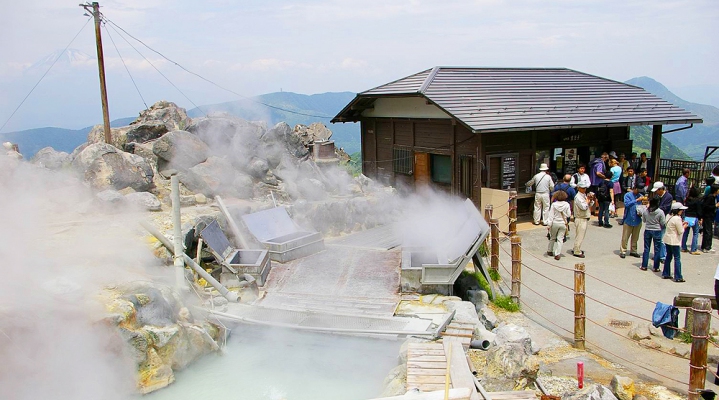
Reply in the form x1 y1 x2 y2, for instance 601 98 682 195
625 77 719 160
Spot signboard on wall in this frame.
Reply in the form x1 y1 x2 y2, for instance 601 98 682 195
501 156 517 190
565 148 578 175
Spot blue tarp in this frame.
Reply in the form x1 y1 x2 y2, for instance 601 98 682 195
652 301 680 339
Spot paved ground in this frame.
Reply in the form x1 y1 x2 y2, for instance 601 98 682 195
497 214 719 394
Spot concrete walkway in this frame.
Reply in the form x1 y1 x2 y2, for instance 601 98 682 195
496 215 719 394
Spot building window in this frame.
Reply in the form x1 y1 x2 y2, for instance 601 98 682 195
393 147 413 175
431 154 451 184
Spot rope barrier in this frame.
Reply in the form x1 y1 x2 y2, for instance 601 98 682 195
584 271 657 305
585 316 689 361
514 244 575 272
583 294 687 333
519 261 575 291
521 283 574 313
517 298 574 336
583 337 690 386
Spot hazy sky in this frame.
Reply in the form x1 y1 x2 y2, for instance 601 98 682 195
0 0 717 131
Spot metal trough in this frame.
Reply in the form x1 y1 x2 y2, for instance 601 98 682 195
242 206 325 263
200 220 272 286
400 199 490 292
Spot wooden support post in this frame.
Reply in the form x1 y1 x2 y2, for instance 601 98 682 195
574 263 586 350
688 298 711 400
509 190 517 237
651 124 662 180
484 204 493 223
511 235 521 304
490 218 499 273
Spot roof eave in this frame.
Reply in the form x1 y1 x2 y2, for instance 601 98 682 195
471 118 704 134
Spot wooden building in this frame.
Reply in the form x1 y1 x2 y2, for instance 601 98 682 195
331 67 702 208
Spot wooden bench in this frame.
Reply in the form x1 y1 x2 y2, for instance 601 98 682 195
673 292 717 329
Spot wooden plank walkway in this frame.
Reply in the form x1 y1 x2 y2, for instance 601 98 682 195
406 341 540 400
440 322 475 349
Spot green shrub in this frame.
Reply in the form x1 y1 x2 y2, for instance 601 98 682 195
677 330 692 344
479 242 489 257
488 269 501 282
460 270 493 301
493 295 520 312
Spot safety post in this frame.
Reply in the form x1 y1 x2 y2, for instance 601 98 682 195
484 204 493 223
510 235 521 304
490 218 499 273
509 190 517 237
688 298 711 400
574 263 586 350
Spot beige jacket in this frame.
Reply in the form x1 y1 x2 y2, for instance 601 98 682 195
574 192 594 219
663 214 685 246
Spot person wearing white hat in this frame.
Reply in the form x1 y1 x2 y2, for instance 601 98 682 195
572 179 595 258
526 163 555 225
662 202 688 282
652 181 673 262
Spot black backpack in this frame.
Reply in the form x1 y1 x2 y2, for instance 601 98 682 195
596 181 609 200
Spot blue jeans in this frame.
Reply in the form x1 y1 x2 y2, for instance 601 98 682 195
681 222 700 252
658 227 666 260
663 244 683 280
598 201 610 225
642 230 662 269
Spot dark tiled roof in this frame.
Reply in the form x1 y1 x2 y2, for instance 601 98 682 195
332 67 703 132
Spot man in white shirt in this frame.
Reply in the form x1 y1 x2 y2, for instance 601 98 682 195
570 164 591 189
526 163 555 225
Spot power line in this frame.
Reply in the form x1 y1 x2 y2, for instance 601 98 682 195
0 18 92 133
102 22 148 109
105 22 206 117
102 17 334 120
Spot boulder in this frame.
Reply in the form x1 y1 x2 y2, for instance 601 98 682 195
187 115 265 161
125 192 162 211
293 122 333 147
96 189 125 204
178 169 212 196
565 384 618 400
627 322 652 341
246 156 270 179
478 305 499 330
153 130 210 172
30 147 69 169
297 178 328 200
132 101 191 132
187 156 246 198
125 123 169 146
72 143 154 191
467 289 489 307
609 375 635 400
87 124 132 148
264 122 309 159
233 174 255 199
493 323 538 355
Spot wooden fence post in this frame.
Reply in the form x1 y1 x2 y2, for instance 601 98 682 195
484 204 493 223
688 298 711 400
574 263 586 350
509 190 517 237
490 218 499 273
510 236 521 304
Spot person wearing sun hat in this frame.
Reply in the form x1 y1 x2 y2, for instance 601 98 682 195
526 163 555 225
662 202 688 282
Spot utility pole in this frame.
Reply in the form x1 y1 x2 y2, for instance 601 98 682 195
81 2 112 144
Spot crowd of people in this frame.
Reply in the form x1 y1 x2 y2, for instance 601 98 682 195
526 152 719 284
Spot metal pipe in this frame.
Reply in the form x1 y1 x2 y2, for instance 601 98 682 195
141 221 239 303
206 309 434 336
171 174 187 290
662 123 693 134
215 196 249 249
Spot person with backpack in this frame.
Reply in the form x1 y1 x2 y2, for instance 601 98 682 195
652 182 673 262
553 174 576 213
596 170 615 228
663 202 688 282
570 164 591 189
639 197 666 271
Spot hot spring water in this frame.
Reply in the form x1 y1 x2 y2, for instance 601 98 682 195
145 324 402 400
